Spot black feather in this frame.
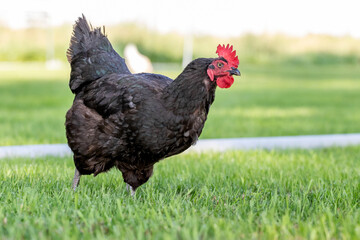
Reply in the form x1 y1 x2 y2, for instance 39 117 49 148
67 14 130 93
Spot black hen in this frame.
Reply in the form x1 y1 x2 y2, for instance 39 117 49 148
65 15 240 194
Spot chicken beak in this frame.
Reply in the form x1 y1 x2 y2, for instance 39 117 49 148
228 67 241 76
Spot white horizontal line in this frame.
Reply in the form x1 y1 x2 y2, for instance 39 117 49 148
1 133 360 159
188 133 360 152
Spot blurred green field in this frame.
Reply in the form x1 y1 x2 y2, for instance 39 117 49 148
203 63 360 138
0 62 359 145
0 147 359 239
1 23 360 65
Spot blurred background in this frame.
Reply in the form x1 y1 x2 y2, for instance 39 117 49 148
1 0 360 145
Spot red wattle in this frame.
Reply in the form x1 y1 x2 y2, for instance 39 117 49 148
216 76 234 88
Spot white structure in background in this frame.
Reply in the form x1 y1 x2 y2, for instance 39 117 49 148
182 34 193 69
26 12 62 70
124 44 153 73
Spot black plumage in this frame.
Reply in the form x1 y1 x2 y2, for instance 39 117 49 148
65 15 240 193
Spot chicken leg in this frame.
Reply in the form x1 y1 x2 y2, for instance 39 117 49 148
72 168 81 191
126 183 135 196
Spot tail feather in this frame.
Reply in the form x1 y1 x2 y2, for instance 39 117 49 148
67 14 93 63
67 15 130 93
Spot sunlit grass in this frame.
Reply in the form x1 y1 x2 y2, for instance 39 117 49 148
0 64 71 145
216 107 315 118
0 147 359 239
201 63 360 138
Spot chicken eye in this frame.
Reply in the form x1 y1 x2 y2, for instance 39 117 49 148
217 62 223 68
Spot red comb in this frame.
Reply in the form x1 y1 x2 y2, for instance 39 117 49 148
216 44 239 68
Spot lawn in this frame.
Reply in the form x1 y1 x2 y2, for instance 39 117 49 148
1 63 359 239
0 63 360 145
0 146 359 239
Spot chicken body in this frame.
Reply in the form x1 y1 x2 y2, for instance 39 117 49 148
65 16 239 193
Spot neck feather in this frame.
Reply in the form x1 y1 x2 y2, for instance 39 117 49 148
162 58 216 114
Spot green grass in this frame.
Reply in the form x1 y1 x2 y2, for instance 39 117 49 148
0 64 72 145
202 63 360 138
1 63 360 145
0 147 359 239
